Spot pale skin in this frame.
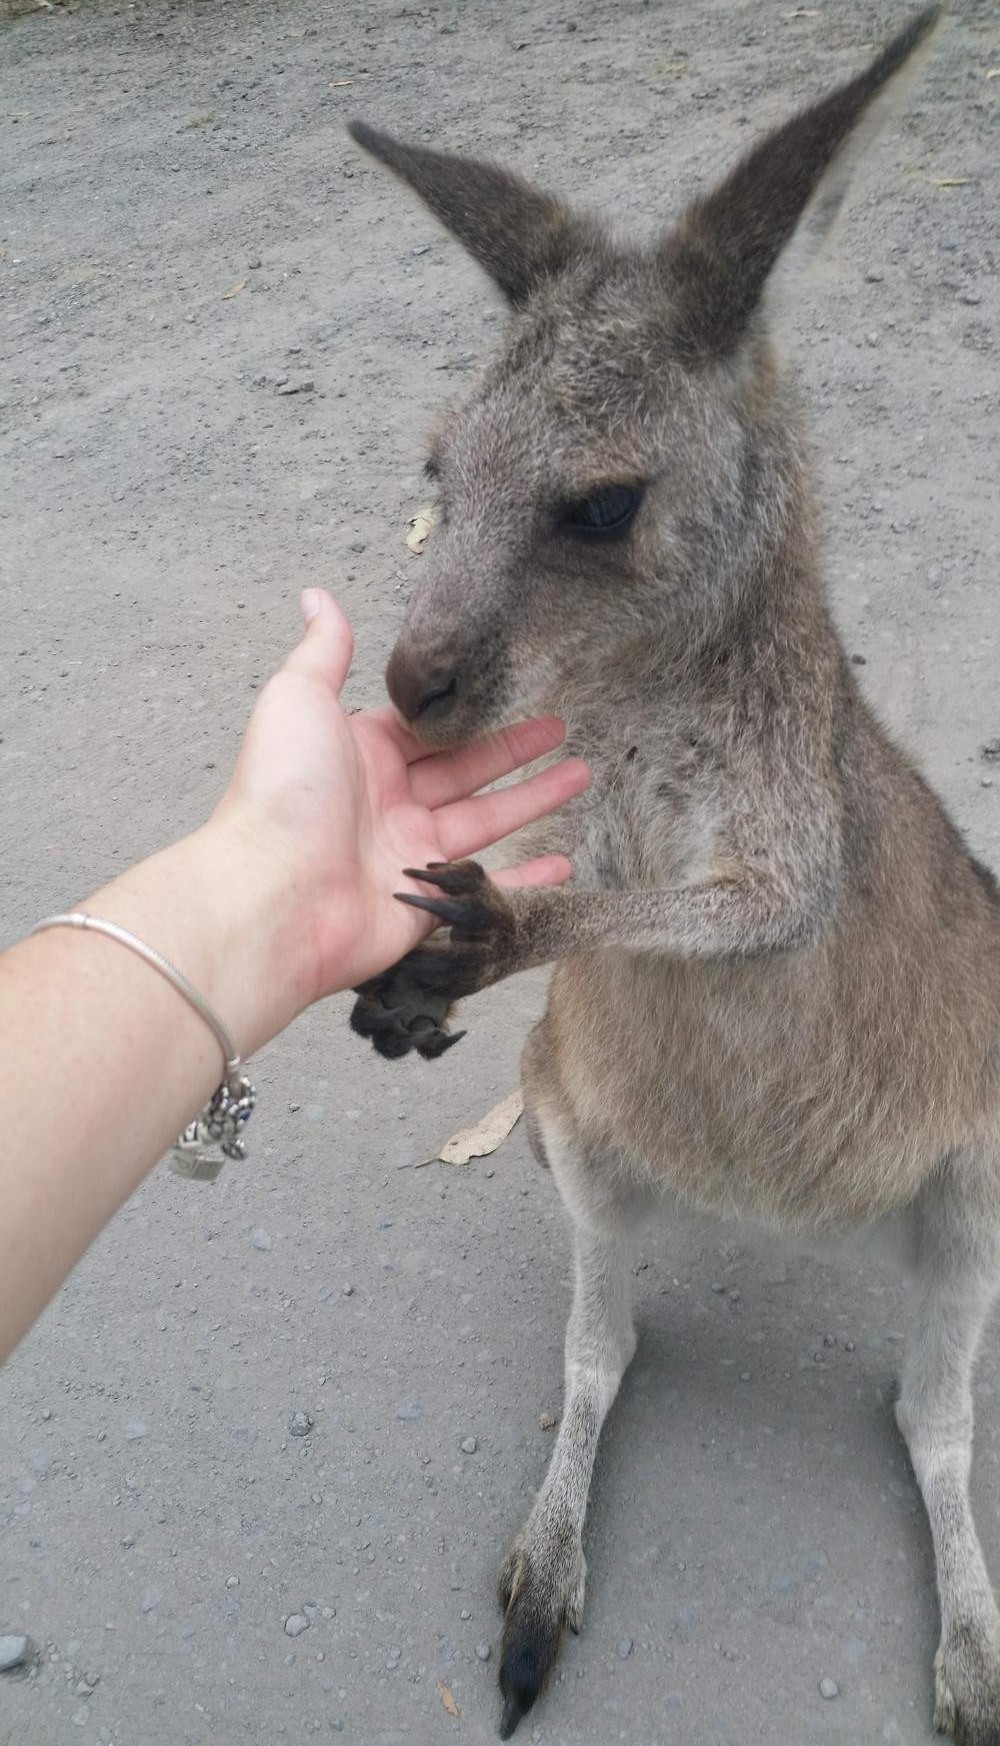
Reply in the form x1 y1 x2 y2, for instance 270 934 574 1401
0 589 589 1364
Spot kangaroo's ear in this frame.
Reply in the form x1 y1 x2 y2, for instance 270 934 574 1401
348 122 598 307
662 6 943 356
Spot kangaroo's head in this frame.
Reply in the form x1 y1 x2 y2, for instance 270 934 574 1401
350 8 939 743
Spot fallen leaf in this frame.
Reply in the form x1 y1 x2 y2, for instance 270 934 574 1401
221 278 247 300
926 176 971 187
436 1089 524 1166
406 508 435 554
330 79 353 88
436 1682 460 1718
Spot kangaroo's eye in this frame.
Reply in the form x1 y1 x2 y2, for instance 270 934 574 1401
562 483 644 537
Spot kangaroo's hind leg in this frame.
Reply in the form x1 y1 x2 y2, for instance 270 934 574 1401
896 1151 1000 1745
496 1077 652 1738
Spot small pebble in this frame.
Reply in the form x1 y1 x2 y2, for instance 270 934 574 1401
0 1633 33 1672
460 1608 471 1621
226 1576 239 1589
341 1283 354 1297
284 1614 310 1638
476 1642 492 1662
276 374 315 396
71 1708 89 1727
141 1587 162 1614
460 1436 477 1455
396 1402 423 1421
864 268 885 283
248 255 262 269
819 1676 840 1699
740 1371 751 1383
538 1412 558 1431
289 1411 314 1438
125 1418 147 1441
251 1228 273 1252
617 1636 634 1659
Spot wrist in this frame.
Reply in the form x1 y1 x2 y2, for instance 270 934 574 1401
81 817 316 1062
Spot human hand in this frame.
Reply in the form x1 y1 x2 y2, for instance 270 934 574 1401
214 590 589 1010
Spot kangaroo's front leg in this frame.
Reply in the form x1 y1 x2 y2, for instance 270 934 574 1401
350 843 836 1058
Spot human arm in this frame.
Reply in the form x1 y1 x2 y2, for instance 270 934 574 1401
0 590 590 1361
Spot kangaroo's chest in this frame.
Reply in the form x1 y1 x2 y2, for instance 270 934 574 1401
570 733 721 893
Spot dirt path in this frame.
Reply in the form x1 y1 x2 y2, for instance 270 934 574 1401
1 2 997 1742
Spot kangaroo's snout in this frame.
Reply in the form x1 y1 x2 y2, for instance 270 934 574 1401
386 642 460 727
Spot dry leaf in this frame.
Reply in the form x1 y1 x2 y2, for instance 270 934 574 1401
436 1682 460 1718
330 79 353 88
437 1089 524 1166
406 509 435 554
927 177 971 188
221 278 247 300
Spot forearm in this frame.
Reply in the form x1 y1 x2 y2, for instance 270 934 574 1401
0 819 302 1362
504 870 836 970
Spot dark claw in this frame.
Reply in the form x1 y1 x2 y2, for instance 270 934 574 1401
418 1027 466 1059
394 892 467 926
497 1617 560 1739
402 864 485 893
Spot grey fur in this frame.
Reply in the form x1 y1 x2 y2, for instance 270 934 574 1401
349 11 1000 1740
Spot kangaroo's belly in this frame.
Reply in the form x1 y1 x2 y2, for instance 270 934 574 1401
529 934 997 1233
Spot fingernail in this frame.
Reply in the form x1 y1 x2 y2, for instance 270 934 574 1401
300 588 321 624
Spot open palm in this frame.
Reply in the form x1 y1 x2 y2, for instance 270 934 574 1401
222 591 589 999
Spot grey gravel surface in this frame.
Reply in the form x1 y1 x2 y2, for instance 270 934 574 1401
1 2 998 1745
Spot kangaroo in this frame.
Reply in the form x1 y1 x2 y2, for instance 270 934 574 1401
348 11 1000 1740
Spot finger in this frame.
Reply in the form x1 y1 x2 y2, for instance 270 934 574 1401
493 854 574 889
436 757 590 861
282 590 355 695
408 717 567 808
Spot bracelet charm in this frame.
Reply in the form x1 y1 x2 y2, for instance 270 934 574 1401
169 1069 257 1183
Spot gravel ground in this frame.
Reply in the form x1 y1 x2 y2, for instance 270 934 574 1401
1 2 998 1743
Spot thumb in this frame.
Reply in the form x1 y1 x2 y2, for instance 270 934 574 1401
283 589 355 695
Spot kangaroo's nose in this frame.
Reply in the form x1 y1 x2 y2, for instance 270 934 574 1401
386 645 459 725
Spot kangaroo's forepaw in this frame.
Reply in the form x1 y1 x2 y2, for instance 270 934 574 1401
496 1532 586 1738
934 1622 1000 1745
350 862 518 1061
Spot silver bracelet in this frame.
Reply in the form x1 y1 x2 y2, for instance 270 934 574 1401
29 912 257 1184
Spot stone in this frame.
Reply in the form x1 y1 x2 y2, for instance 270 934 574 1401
289 1411 314 1437
476 1641 492 1662
396 1402 423 1421
125 1418 147 1441
0 1633 32 1672
819 1677 840 1699
250 1228 273 1251
460 1436 477 1454
617 1636 634 1659
141 1586 162 1613
276 374 315 396
226 1576 239 1589
284 1613 310 1638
